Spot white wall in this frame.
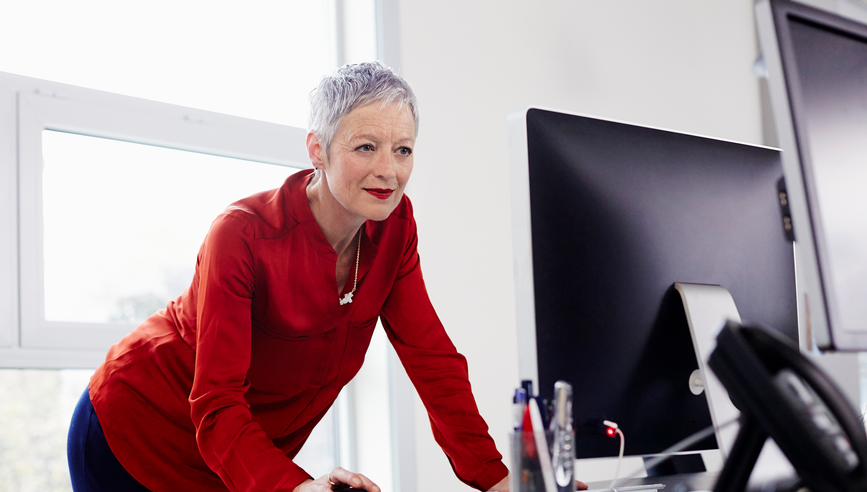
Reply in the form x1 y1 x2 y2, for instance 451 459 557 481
390 1 763 491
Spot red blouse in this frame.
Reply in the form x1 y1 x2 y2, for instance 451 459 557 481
88 169 507 492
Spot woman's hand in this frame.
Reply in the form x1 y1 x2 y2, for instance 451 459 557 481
293 467 380 492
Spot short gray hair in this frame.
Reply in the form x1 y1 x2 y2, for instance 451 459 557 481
308 61 419 154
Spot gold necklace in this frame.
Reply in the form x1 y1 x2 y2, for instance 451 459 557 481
339 230 362 306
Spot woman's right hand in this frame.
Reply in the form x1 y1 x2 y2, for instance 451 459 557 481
293 467 380 492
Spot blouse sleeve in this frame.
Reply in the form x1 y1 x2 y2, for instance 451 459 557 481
188 212 312 492
379 216 509 491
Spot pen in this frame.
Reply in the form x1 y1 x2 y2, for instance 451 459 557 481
529 398 557 492
513 388 527 431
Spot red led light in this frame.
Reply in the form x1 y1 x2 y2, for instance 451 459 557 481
606 427 616 437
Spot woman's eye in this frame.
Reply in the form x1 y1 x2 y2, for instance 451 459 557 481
397 146 412 156
357 144 374 152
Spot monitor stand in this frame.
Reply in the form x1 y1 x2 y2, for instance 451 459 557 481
673 283 743 462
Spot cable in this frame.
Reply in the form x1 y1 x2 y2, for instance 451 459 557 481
603 420 625 492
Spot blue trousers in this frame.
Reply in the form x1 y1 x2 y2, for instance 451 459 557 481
67 387 151 492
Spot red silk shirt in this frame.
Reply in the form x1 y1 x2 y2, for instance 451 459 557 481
88 169 508 492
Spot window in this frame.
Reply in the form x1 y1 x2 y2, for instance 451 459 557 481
40 131 291 326
14 80 309 354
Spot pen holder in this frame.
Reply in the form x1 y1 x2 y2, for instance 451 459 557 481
510 430 576 492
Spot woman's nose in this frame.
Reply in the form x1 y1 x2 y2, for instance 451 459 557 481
374 153 397 179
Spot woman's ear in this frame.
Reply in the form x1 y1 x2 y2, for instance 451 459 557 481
307 132 325 170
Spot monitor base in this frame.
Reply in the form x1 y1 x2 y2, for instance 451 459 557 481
644 454 706 477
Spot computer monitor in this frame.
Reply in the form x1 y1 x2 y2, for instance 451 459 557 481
508 108 798 460
756 0 867 351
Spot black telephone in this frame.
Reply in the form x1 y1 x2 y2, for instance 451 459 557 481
709 321 867 492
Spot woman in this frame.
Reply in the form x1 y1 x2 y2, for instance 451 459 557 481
67 62 510 492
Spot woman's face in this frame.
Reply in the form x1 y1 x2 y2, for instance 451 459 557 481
315 101 416 222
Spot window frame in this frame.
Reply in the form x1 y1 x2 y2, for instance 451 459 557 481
0 85 17 350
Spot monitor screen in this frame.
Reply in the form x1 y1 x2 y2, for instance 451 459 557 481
757 0 867 351
508 108 798 459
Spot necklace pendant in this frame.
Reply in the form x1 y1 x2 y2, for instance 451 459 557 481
340 292 353 305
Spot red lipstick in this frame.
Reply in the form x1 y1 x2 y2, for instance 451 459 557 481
365 188 394 200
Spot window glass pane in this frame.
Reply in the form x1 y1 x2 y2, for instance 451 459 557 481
1 0 334 127
42 130 299 324
353 327 394 491
0 368 92 492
